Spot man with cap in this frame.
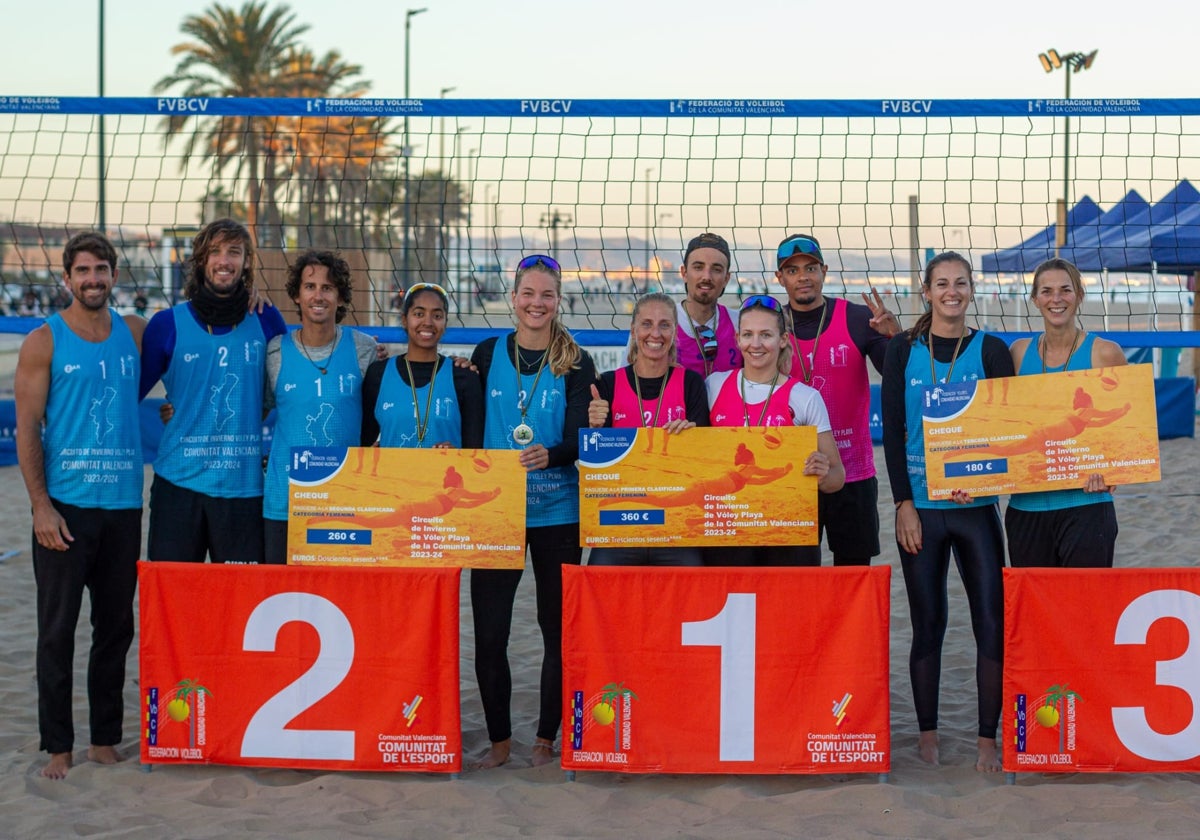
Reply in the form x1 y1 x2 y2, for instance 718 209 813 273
675 232 742 378
775 233 901 566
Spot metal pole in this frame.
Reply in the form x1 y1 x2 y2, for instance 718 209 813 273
403 8 427 289
644 168 653 288
1063 69 1071 237
97 0 106 233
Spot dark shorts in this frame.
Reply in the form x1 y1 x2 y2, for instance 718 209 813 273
818 476 881 563
588 546 703 567
1005 501 1118 568
148 475 265 564
263 518 289 566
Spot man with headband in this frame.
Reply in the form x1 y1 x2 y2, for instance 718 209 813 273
675 232 742 378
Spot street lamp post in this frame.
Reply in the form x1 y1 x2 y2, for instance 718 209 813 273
656 211 674 285
98 0 106 233
1038 48 1098 253
540 210 573 259
643 167 654 289
402 7 427 288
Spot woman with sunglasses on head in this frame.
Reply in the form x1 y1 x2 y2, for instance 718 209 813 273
1004 258 1127 568
360 282 484 450
587 292 710 566
704 295 845 566
469 255 597 769
880 251 1014 773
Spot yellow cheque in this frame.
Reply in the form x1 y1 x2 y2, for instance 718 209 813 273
286 446 526 568
923 364 1160 498
578 426 818 548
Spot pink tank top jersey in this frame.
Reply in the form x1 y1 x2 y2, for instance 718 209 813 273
676 305 742 377
611 366 687 427
787 299 874 481
710 372 799 427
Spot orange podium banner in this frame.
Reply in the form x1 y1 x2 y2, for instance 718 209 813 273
923 364 1160 498
562 566 890 775
1004 568 1200 774
577 427 818 548
286 446 525 567
138 562 462 773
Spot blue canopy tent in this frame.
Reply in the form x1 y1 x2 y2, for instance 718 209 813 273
1053 189 1152 271
1068 180 1200 271
980 195 1101 273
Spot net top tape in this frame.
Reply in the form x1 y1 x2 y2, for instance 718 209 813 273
0 97 1189 119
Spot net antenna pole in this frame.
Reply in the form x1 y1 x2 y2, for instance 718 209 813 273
403 8 427 291
97 0 106 233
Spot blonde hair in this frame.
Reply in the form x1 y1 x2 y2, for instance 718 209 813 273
737 300 793 376
513 263 581 376
626 292 679 367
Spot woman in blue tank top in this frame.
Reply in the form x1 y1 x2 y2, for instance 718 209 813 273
1005 258 1128 568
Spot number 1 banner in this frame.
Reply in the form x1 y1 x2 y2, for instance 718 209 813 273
139 562 462 773
1004 568 1200 774
562 566 891 775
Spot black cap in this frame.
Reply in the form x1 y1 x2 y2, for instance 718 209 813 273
683 232 731 265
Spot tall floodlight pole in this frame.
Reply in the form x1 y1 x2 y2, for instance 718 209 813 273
437 86 455 283
402 7 427 287
644 168 653 287
98 0 106 233
1038 49 1098 254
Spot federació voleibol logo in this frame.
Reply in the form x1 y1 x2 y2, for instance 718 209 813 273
577 429 640 468
922 380 978 422
289 447 349 484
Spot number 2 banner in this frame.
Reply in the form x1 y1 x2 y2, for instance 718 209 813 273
139 562 462 773
562 566 890 775
1004 568 1200 774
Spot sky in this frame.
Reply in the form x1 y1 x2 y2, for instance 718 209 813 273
2 0 1197 100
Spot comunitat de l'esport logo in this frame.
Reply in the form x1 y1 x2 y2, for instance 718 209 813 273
578 429 640 467
289 447 349 484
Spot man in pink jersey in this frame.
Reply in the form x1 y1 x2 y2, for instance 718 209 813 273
675 233 743 378
775 233 901 565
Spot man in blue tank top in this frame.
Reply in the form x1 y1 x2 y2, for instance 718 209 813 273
262 250 378 565
15 232 146 779
139 219 287 564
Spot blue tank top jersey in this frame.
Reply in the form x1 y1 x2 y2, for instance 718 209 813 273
44 311 143 509
482 335 577 528
154 303 267 498
376 356 462 448
264 329 364 520
1008 332 1113 512
903 332 996 509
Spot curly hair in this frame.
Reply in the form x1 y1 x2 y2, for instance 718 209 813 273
184 218 255 300
286 250 353 323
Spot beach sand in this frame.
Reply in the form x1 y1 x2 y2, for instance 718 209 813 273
0 332 1197 838
1 427 1198 839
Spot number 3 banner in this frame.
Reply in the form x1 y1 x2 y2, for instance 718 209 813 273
1004 568 1200 774
562 566 891 775
139 562 462 773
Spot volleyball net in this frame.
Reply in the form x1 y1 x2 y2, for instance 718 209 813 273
1 96 1198 350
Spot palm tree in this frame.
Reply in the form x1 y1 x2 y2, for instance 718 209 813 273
154 1 309 244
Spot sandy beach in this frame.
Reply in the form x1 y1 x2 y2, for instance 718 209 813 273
0 408 1196 839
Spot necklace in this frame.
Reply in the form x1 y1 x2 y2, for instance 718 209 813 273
1040 329 1082 373
928 324 967 385
633 368 667 428
404 353 441 447
682 301 717 376
511 336 550 446
298 327 338 375
740 369 781 427
791 299 829 385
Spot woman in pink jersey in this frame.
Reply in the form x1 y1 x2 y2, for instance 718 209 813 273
705 295 845 565
587 292 710 566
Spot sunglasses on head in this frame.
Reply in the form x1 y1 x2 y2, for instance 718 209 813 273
405 282 448 299
740 294 783 312
516 254 561 276
776 235 822 262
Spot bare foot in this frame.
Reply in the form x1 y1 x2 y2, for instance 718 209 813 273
88 745 122 765
40 752 73 780
976 737 1002 772
531 739 558 767
917 731 940 766
471 739 510 770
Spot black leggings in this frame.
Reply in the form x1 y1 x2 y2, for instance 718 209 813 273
470 522 582 743
898 504 1005 740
